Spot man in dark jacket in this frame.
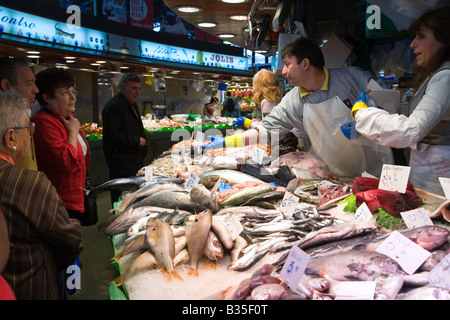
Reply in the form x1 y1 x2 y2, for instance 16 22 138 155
102 73 148 205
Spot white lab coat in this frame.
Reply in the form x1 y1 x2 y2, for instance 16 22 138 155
355 62 450 195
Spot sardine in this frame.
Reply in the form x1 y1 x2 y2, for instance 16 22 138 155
186 209 213 276
145 217 183 281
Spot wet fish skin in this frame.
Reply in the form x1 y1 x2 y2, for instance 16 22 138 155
219 186 275 207
305 250 406 281
211 218 234 250
90 175 147 194
186 209 213 276
203 231 224 261
145 217 183 281
396 286 450 300
133 190 208 213
199 169 264 185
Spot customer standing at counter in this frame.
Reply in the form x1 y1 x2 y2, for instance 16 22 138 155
0 92 83 299
354 7 450 195
206 37 393 178
252 69 282 119
0 58 39 171
31 68 91 225
102 73 148 205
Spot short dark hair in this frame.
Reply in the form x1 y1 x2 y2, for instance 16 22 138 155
0 58 30 89
281 37 325 69
35 68 75 106
118 73 141 88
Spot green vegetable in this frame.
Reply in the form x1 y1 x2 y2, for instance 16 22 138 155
339 195 357 212
375 209 404 230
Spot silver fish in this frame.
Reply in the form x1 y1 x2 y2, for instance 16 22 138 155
219 186 275 207
133 190 209 212
199 169 265 185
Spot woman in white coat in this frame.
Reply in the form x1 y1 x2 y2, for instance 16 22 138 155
355 7 450 195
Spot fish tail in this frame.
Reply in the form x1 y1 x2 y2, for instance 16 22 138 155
110 274 126 287
172 270 184 281
202 262 217 271
111 252 123 263
188 267 199 277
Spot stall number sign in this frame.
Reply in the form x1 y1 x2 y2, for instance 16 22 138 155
376 231 431 275
378 164 411 193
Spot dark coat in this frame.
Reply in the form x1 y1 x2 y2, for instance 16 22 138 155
102 92 148 177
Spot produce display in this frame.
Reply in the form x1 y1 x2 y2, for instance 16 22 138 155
93 134 450 300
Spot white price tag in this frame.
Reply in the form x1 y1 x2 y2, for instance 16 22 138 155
279 192 299 218
378 164 411 193
354 202 373 222
400 208 434 229
376 231 431 274
280 246 310 291
144 166 153 181
333 281 376 300
428 253 450 290
185 172 199 189
439 177 450 199
222 215 243 240
251 147 265 165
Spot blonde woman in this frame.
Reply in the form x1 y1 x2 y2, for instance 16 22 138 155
252 69 282 119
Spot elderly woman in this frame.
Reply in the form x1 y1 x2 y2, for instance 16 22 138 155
0 92 83 299
355 7 450 195
31 68 91 224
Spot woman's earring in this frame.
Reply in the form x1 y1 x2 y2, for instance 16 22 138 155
12 146 17 150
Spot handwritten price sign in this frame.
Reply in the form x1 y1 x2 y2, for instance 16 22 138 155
378 164 411 193
280 246 310 291
428 253 450 290
400 208 433 229
185 172 199 190
279 192 299 218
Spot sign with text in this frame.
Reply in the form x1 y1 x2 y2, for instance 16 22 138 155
280 246 310 291
439 177 450 199
378 164 411 193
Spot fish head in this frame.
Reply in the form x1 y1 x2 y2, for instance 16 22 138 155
412 226 449 251
212 239 224 259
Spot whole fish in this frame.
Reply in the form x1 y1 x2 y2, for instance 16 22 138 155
199 169 265 185
111 251 159 287
240 190 286 207
373 274 405 300
296 221 378 250
186 209 213 276
203 231 224 262
230 236 248 263
145 217 183 281
190 183 219 213
211 218 234 250
111 235 147 263
305 250 406 281
89 175 147 195
219 186 275 207
397 286 450 300
131 190 208 212
117 182 184 213
251 283 286 300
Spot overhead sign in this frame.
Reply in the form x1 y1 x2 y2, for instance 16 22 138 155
140 41 249 71
0 5 106 52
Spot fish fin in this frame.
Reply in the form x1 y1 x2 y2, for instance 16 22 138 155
351 244 367 251
110 274 126 287
318 267 327 278
172 271 184 282
188 267 199 277
202 262 217 271
211 177 222 193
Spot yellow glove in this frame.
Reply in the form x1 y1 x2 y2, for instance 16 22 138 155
351 91 368 119
224 133 244 148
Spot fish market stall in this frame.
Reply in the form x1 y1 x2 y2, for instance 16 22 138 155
95 136 450 300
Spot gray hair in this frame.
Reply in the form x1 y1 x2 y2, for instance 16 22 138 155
118 73 141 88
0 92 29 148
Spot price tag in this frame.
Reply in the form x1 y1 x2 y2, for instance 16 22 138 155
376 230 431 275
354 202 373 222
185 172 199 190
221 215 243 240
428 253 450 290
333 281 376 300
251 146 265 165
279 192 299 218
400 208 434 229
378 164 411 193
195 131 205 143
144 166 153 181
439 177 450 199
280 246 310 291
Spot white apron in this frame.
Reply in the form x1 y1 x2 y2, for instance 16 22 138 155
303 96 394 178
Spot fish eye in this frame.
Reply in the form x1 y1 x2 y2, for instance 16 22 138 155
213 240 220 247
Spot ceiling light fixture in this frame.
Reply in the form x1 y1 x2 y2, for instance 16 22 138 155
26 55 40 59
176 6 202 13
229 15 248 21
218 34 235 38
220 0 248 3
197 22 217 28
26 51 40 55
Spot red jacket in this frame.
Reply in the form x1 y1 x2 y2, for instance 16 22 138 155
31 109 90 212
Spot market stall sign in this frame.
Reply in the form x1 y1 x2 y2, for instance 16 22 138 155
0 5 106 52
140 40 248 71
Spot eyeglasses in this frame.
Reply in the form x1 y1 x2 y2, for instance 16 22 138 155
56 90 78 98
12 122 35 135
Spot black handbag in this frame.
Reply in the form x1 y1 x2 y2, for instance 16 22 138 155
81 171 98 226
